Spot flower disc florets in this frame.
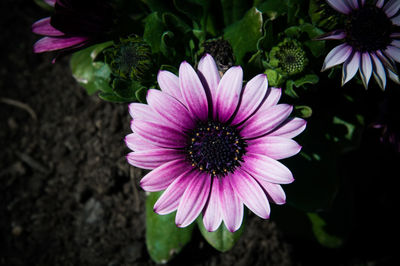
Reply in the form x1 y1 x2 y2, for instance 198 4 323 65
345 6 393 52
104 35 152 81
270 39 308 76
187 121 246 176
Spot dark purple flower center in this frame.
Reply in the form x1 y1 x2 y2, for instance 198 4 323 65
186 121 246 177
345 5 393 52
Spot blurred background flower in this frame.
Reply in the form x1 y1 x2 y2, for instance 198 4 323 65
319 0 400 89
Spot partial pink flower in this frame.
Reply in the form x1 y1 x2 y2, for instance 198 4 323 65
32 0 113 54
126 54 306 232
319 0 400 89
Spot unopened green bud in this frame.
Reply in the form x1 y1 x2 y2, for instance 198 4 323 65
104 35 153 82
269 39 308 76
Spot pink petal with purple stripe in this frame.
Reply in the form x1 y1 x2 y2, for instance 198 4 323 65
239 104 293 139
321 43 352 71
179 61 209 121
126 149 184 170
268 117 307 138
125 133 158 151
229 168 270 219
241 153 294 184
198 54 220 107
175 172 211 227
219 175 243 232
32 17 64 36
214 66 243 122
33 36 89 53
129 103 160 122
146 89 195 130
203 177 223 232
140 159 192 192
153 169 194 214
256 180 286 205
132 120 187 148
231 74 268 125
157 70 184 103
247 136 302 160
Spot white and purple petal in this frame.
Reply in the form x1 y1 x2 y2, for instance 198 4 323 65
371 52 387 89
241 153 294 184
384 0 400 18
214 66 243 123
359 52 373 88
342 51 360 85
157 70 184 103
198 53 220 105
256 180 286 205
140 159 193 192
126 149 184 170
33 36 89 53
179 61 209 121
202 177 223 232
268 117 307 138
146 89 195 130
239 104 293 139
315 30 346 40
231 74 268 125
326 0 352 14
132 120 187 148
32 17 64 36
175 171 211 228
218 175 243 232
153 169 194 214
247 136 302 160
229 168 270 219
321 43 353 71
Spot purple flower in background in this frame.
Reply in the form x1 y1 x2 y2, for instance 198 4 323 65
319 0 400 89
125 54 306 232
32 0 113 54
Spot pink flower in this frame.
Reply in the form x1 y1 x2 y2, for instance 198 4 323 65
319 0 400 89
125 54 306 232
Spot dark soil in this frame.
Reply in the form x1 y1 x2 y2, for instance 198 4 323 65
1 1 398 265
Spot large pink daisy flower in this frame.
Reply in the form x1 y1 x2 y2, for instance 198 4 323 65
319 0 400 89
125 54 306 232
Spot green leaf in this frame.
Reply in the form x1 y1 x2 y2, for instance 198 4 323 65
285 74 319 98
70 42 113 95
224 7 263 65
98 92 131 102
295 105 313 118
299 23 325 57
307 213 344 248
160 31 176 58
146 192 194 264
135 87 148 103
33 0 54 11
197 216 245 252
220 0 252 26
265 68 284 87
256 0 287 20
143 12 165 53
112 78 143 99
